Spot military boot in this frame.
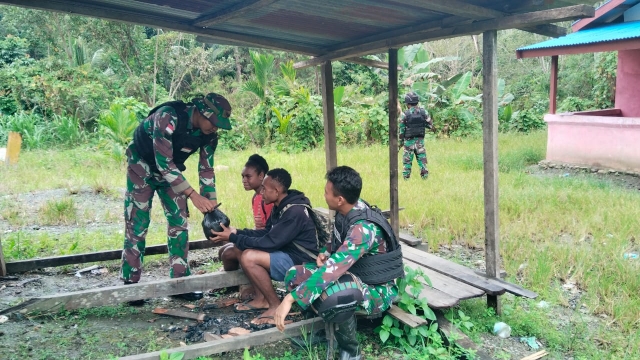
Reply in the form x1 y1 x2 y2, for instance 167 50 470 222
333 315 362 360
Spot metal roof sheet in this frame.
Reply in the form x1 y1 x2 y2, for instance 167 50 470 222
518 20 640 51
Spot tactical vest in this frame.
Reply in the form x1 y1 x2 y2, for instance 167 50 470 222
403 108 428 139
333 202 404 285
133 100 218 172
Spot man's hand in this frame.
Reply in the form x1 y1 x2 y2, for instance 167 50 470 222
190 192 217 213
316 253 328 267
275 294 295 332
209 223 236 243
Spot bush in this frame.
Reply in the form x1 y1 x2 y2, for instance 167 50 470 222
558 96 595 113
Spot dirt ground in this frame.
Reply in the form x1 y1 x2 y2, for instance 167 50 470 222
1 166 637 359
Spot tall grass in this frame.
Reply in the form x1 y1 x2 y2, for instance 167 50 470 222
0 131 639 356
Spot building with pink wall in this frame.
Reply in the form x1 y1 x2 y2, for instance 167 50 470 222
517 0 640 173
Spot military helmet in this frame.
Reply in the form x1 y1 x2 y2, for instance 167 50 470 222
404 92 419 105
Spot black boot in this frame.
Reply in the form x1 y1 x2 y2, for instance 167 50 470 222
333 315 361 360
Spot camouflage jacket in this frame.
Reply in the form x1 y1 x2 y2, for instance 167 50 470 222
290 200 399 311
133 106 217 199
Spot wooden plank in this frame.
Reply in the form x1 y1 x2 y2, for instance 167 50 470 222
119 317 324 360
401 246 505 295
193 0 279 27
482 29 501 314
321 60 337 172
387 305 427 328
520 350 549 360
404 261 485 300
5 239 218 273
417 285 459 309
399 232 422 246
152 307 207 322
550 55 558 114
0 0 319 55
473 271 538 299
295 57 401 70
299 5 594 65
388 48 400 238
0 270 249 314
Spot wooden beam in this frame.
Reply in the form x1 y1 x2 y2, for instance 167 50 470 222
388 48 400 239
403 261 486 300
321 61 337 171
119 317 324 360
5 239 218 274
193 0 279 28
482 29 501 315
345 57 402 70
0 0 318 55
550 55 558 114
299 5 594 65
0 270 249 314
401 246 505 295
387 306 427 328
381 0 567 38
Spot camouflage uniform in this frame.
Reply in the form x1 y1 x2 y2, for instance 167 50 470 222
284 200 398 316
121 106 217 282
399 107 430 180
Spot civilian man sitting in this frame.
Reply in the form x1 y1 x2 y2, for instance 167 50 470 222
210 168 323 328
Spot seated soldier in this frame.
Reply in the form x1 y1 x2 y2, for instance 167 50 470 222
274 166 403 360
210 168 323 328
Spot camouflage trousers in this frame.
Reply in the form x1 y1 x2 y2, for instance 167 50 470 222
121 144 191 283
402 137 428 179
285 263 397 316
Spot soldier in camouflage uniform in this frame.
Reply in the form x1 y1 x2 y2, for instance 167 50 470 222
121 93 232 295
274 166 403 360
399 92 432 180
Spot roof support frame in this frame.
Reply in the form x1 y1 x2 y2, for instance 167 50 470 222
0 0 320 55
295 5 595 69
193 0 279 28
393 0 567 37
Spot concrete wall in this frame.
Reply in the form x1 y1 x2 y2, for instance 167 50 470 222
615 49 640 117
545 113 640 173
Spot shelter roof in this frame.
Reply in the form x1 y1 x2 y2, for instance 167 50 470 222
2 0 594 61
572 0 640 32
517 20 640 58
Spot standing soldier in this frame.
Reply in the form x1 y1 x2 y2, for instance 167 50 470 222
399 91 432 180
274 166 403 360
121 93 232 301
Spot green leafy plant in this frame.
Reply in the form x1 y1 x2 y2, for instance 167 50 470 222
97 102 139 148
159 350 184 360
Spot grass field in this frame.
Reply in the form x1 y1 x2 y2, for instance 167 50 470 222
1 131 639 359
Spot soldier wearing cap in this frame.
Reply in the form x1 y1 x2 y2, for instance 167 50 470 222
121 93 232 298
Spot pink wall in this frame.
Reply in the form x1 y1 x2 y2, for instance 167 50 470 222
545 114 640 172
615 49 640 117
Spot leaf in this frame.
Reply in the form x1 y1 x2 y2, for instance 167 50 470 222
451 71 472 102
498 78 506 98
407 303 417 315
403 44 422 65
416 47 429 64
383 315 393 327
333 86 345 107
418 325 429 337
408 333 417 346
424 307 437 321
390 328 403 337
169 352 185 360
379 329 390 343
429 322 439 333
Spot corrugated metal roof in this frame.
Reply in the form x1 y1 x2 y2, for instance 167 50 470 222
518 20 640 51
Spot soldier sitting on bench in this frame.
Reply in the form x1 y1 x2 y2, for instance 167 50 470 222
274 166 404 360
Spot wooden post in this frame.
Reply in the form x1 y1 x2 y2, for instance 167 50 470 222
0 238 6 277
6 132 22 165
388 48 400 238
321 61 337 231
482 30 501 314
550 55 558 114
321 61 337 171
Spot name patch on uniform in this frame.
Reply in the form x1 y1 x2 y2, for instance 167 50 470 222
180 147 193 153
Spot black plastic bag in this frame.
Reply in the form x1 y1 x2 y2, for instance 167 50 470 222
202 203 231 237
